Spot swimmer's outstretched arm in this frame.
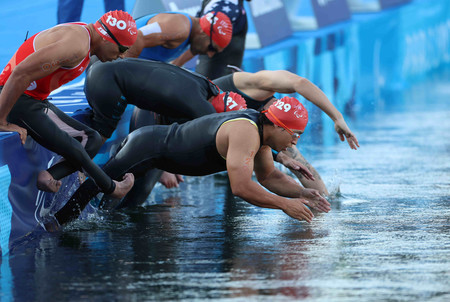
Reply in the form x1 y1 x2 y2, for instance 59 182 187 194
224 124 329 222
275 148 329 196
253 147 330 213
234 70 360 149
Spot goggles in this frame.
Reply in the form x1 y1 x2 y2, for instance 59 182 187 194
99 20 129 53
208 12 219 53
262 108 301 139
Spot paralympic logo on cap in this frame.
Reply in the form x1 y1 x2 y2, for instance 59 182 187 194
294 110 304 119
204 12 230 37
105 15 137 35
293 104 306 118
128 26 137 36
217 24 227 36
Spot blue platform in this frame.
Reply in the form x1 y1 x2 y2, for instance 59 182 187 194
1 0 449 255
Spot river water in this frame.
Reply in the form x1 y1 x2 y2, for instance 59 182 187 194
1 70 449 301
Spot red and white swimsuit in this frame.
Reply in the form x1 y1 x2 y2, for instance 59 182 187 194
0 22 91 100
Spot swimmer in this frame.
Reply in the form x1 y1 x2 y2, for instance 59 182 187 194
125 11 232 63
173 0 250 79
145 69 360 196
51 96 331 229
0 10 137 197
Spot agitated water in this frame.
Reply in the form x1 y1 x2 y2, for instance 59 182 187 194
1 70 449 302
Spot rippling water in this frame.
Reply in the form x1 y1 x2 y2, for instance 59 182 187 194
1 71 449 301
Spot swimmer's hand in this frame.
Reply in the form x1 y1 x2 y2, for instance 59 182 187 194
0 121 27 144
281 198 314 223
334 118 359 150
300 188 331 213
276 152 315 181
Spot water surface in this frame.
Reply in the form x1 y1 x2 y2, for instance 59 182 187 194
1 72 449 301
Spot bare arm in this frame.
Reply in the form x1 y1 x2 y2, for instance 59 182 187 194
234 70 359 149
221 121 326 222
171 49 195 67
125 30 172 58
0 28 88 143
126 14 191 59
254 146 305 197
254 147 330 213
124 31 146 58
276 147 329 196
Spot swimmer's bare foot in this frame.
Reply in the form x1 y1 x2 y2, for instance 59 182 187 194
37 170 62 193
110 173 135 199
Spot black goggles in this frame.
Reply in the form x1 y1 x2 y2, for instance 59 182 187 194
99 20 129 53
222 91 230 112
208 12 218 53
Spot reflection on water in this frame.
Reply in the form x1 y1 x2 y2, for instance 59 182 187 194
2 72 450 301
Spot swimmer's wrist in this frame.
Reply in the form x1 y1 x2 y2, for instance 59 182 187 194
333 114 344 122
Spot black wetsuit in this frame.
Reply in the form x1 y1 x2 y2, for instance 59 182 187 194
124 72 276 207
85 58 219 138
0 86 115 194
213 73 274 110
55 110 261 225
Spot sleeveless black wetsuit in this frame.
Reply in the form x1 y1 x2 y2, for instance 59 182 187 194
125 73 275 207
213 74 274 110
85 58 219 138
114 110 260 177
55 110 261 225
0 87 114 194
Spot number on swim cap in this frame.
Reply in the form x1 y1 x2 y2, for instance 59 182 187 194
275 100 291 112
226 96 238 110
106 15 127 30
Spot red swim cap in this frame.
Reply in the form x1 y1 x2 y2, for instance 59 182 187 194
199 11 233 48
263 96 308 132
211 92 247 113
94 10 138 47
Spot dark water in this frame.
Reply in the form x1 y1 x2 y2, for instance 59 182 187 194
1 71 450 301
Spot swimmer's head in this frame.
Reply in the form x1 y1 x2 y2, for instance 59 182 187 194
262 96 308 132
94 10 138 50
199 11 233 49
211 92 247 113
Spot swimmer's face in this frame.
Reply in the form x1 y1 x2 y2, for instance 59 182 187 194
274 126 301 151
96 39 125 62
190 32 224 57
